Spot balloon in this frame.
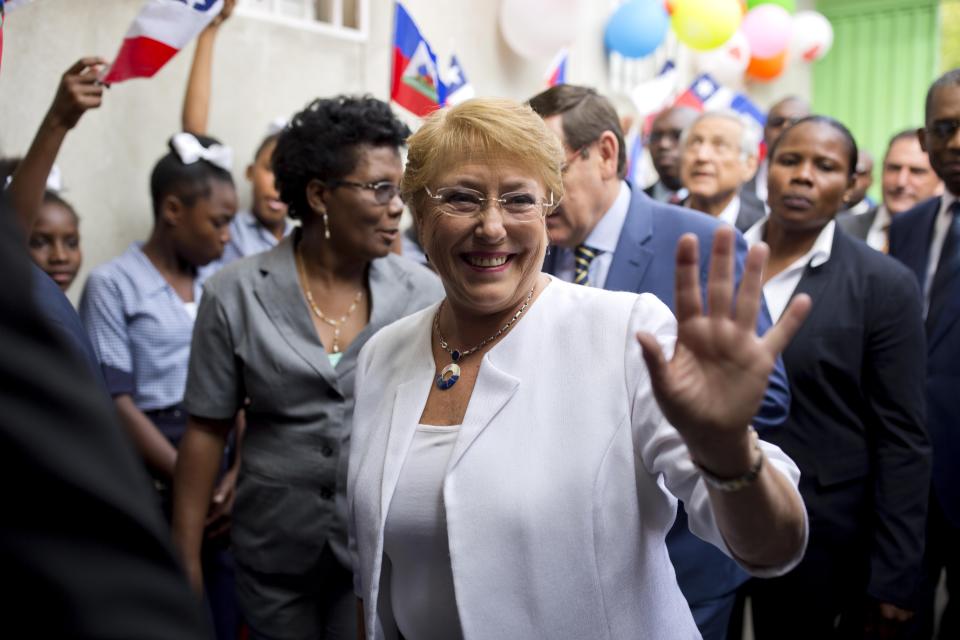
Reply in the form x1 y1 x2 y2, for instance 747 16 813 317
789 10 834 62
694 30 751 87
499 0 581 60
605 0 670 59
746 49 787 82
746 0 795 11
741 4 792 58
664 0 675 16
670 0 742 51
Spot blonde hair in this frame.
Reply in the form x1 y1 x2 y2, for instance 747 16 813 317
402 98 565 219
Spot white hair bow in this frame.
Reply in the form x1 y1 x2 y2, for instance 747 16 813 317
266 117 288 137
171 132 234 172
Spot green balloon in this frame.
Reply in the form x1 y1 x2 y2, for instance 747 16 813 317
747 0 796 11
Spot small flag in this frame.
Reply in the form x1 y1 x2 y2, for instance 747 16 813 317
544 49 568 87
103 0 224 85
443 54 475 106
674 73 766 129
391 3 445 117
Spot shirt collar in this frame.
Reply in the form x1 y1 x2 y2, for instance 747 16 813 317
875 204 892 228
744 219 836 269
718 194 741 227
941 190 959 217
584 181 631 253
651 180 687 203
129 242 212 299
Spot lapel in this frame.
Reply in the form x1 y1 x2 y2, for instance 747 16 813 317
253 236 340 391
334 257 409 380
604 189 655 293
897 198 941 288
792 230 842 334
377 313 436 525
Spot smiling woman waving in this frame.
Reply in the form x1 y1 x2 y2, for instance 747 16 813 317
347 98 811 640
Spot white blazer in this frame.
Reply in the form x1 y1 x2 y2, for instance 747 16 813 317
348 278 806 640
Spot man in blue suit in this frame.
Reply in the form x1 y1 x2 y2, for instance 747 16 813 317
889 68 960 639
528 85 790 640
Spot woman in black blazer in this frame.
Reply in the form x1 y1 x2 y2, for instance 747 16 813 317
745 117 932 639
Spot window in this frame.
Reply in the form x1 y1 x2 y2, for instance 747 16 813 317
237 0 368 40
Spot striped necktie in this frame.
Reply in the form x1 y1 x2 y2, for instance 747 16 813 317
574 244 600 286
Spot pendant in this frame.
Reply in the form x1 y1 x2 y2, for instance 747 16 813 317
436 362 461 390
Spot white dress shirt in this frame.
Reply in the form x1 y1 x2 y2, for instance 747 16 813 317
650 180 687 204
745 220 836 323
754 160 768 203
865 204 893 252
717 194 742 228
923 191 960 315
552 181 631 288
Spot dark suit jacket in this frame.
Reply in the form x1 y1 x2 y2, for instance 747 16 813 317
543 185 791 605
0 199 211 639
766 226 930 607
890 195 960 528
836 205 879 241
736 189 766 233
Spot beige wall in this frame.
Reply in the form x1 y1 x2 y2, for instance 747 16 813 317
1 0 810 301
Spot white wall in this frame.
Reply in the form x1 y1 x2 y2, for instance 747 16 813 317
1 0 810 301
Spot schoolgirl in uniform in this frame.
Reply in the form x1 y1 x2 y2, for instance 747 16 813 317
79 133 241 640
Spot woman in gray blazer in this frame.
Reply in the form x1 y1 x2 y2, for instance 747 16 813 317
171 96 443 640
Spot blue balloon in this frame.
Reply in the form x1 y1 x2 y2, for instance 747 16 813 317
604 0 670 59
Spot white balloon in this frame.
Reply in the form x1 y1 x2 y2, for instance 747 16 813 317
789 11 834 63
499 0 581 60
694 30 752 88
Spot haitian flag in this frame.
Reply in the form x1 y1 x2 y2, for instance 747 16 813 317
103 0 223 84
391 3 445 117
544 49 568 87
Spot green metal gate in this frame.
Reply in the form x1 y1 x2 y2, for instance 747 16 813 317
813 0 940 197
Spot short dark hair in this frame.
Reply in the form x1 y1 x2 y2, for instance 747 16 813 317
149 134 234 218
769 115 859 178
252 132 281 165
272 95 411 220
888 128 920 150
41 189 78 223
925 68 960 123
528 85 628 179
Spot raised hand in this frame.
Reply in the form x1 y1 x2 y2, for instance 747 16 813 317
637 226 810 475
46 57 107 131
208 0 236 29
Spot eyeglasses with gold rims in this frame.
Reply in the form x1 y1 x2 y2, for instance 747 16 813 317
327 180 403 205
424 186 556 221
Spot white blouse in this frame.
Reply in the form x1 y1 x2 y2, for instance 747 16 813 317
382 425 464 640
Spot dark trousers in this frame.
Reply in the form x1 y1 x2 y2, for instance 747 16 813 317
148 405 241 640
908 494 960 639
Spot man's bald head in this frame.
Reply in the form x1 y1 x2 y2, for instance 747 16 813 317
763 96 811 149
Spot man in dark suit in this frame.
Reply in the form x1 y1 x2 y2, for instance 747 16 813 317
528 84 790 640
679 110 766 233
0 195 212 639
839 129 943 251
643 106 698 203
744 96 811 202
889 68 960 639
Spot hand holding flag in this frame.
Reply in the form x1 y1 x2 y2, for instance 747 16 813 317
103 0 225 85
46 57 108 131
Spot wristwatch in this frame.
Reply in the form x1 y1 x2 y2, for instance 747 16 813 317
691 426 765 493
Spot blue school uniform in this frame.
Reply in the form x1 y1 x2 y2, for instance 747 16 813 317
78 242 237 640
220 209 293 265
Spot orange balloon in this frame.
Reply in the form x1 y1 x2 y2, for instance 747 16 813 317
746 49 787 81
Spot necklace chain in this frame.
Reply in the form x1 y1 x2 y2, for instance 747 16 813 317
295 245 364 354
434 286 536 363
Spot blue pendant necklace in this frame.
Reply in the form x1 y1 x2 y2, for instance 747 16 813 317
433 286 536 390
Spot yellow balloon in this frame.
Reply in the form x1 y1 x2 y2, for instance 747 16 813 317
672 0 743 51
